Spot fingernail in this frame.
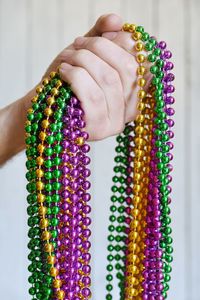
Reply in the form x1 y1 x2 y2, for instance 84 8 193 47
102 31 118 40
74 36 87 47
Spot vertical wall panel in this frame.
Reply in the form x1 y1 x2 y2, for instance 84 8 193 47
191 0 200 299
0 0 28 299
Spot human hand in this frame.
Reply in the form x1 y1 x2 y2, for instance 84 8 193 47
58 17 152 140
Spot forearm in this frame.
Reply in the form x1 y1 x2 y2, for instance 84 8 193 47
0 87 36 165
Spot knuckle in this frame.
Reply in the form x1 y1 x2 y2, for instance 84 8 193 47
102 70 120 86
73 49 88 61
88 36 103 50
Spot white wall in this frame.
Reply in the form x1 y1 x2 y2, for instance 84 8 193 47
0 0 199 299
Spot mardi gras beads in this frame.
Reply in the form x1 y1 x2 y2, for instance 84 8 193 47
25 22 175 300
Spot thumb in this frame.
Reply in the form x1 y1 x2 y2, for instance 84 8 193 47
84 13 123 37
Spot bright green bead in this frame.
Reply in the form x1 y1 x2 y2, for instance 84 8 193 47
145 42 154 51
29 287 36 295
156 59 164 68
148 53 156 62
51 230 58 238
35 112 43 121
108 235 114 242
136 25 144 33
108 225 115 232
107 264 113 271
46 136 55 145
45 183 52 192
106 284 113 291
109 215 116 222
54 111 62 120
53 170 61 178
44 147 53 156
44 171 52 180
51 218 59 226
51 206 60 214
54 145 62 154
50 123 57 132
141 32 149 41
107 245 114 252
53 182 61 191
153 48 161 56
53 157 61 166
111 186 118 193
150 65 158 74
110 205 117 212
52 194 60 202
44 159 52 168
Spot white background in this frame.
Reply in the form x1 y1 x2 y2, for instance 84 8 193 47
0 0 199 299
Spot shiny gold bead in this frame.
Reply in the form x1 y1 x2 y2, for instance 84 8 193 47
75 137 84 146
38 206 47 216
129 231 139 241
138 78 146 87
40 218 48 229
137 102 145 111
42 78 49 86
133 172 141 182
36 169 44 178
36 181 44 191
133 185 141 194
134 137 145 146
36 86 43 94
132 31 142 41
56 80 62 88
138 90 146 99
44 107 53 116
56 290 65 300
123 23 130 31
129 24 136 32
135 114 145 124
25 120 31 126
136 54 146 64
135 42 143 51
47 97 55 105
51 88 59 96
31 96 38 103
50 267 59 277
41 119 50 129
39 131 46 141
137 66 146 76
37 143 45 153
36 156 44 166
47 255 56 264
50 71 56 79
131 220 139 229
53 279 62 289
44 243 54 253
37 193 45 203
42 231 51 241
27 108 33 114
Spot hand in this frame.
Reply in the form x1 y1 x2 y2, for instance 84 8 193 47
58 21 152 140
0 14 124 164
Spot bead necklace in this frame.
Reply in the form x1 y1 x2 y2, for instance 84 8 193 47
25 22 175 300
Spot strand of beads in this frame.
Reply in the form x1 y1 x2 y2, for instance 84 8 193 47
105 23 175 300
105 124 134 300
25 72 92 300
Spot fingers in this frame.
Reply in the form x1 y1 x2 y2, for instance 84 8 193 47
59 49 125 129
73 35 138 121
59 63 124 140
84 13 123 37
